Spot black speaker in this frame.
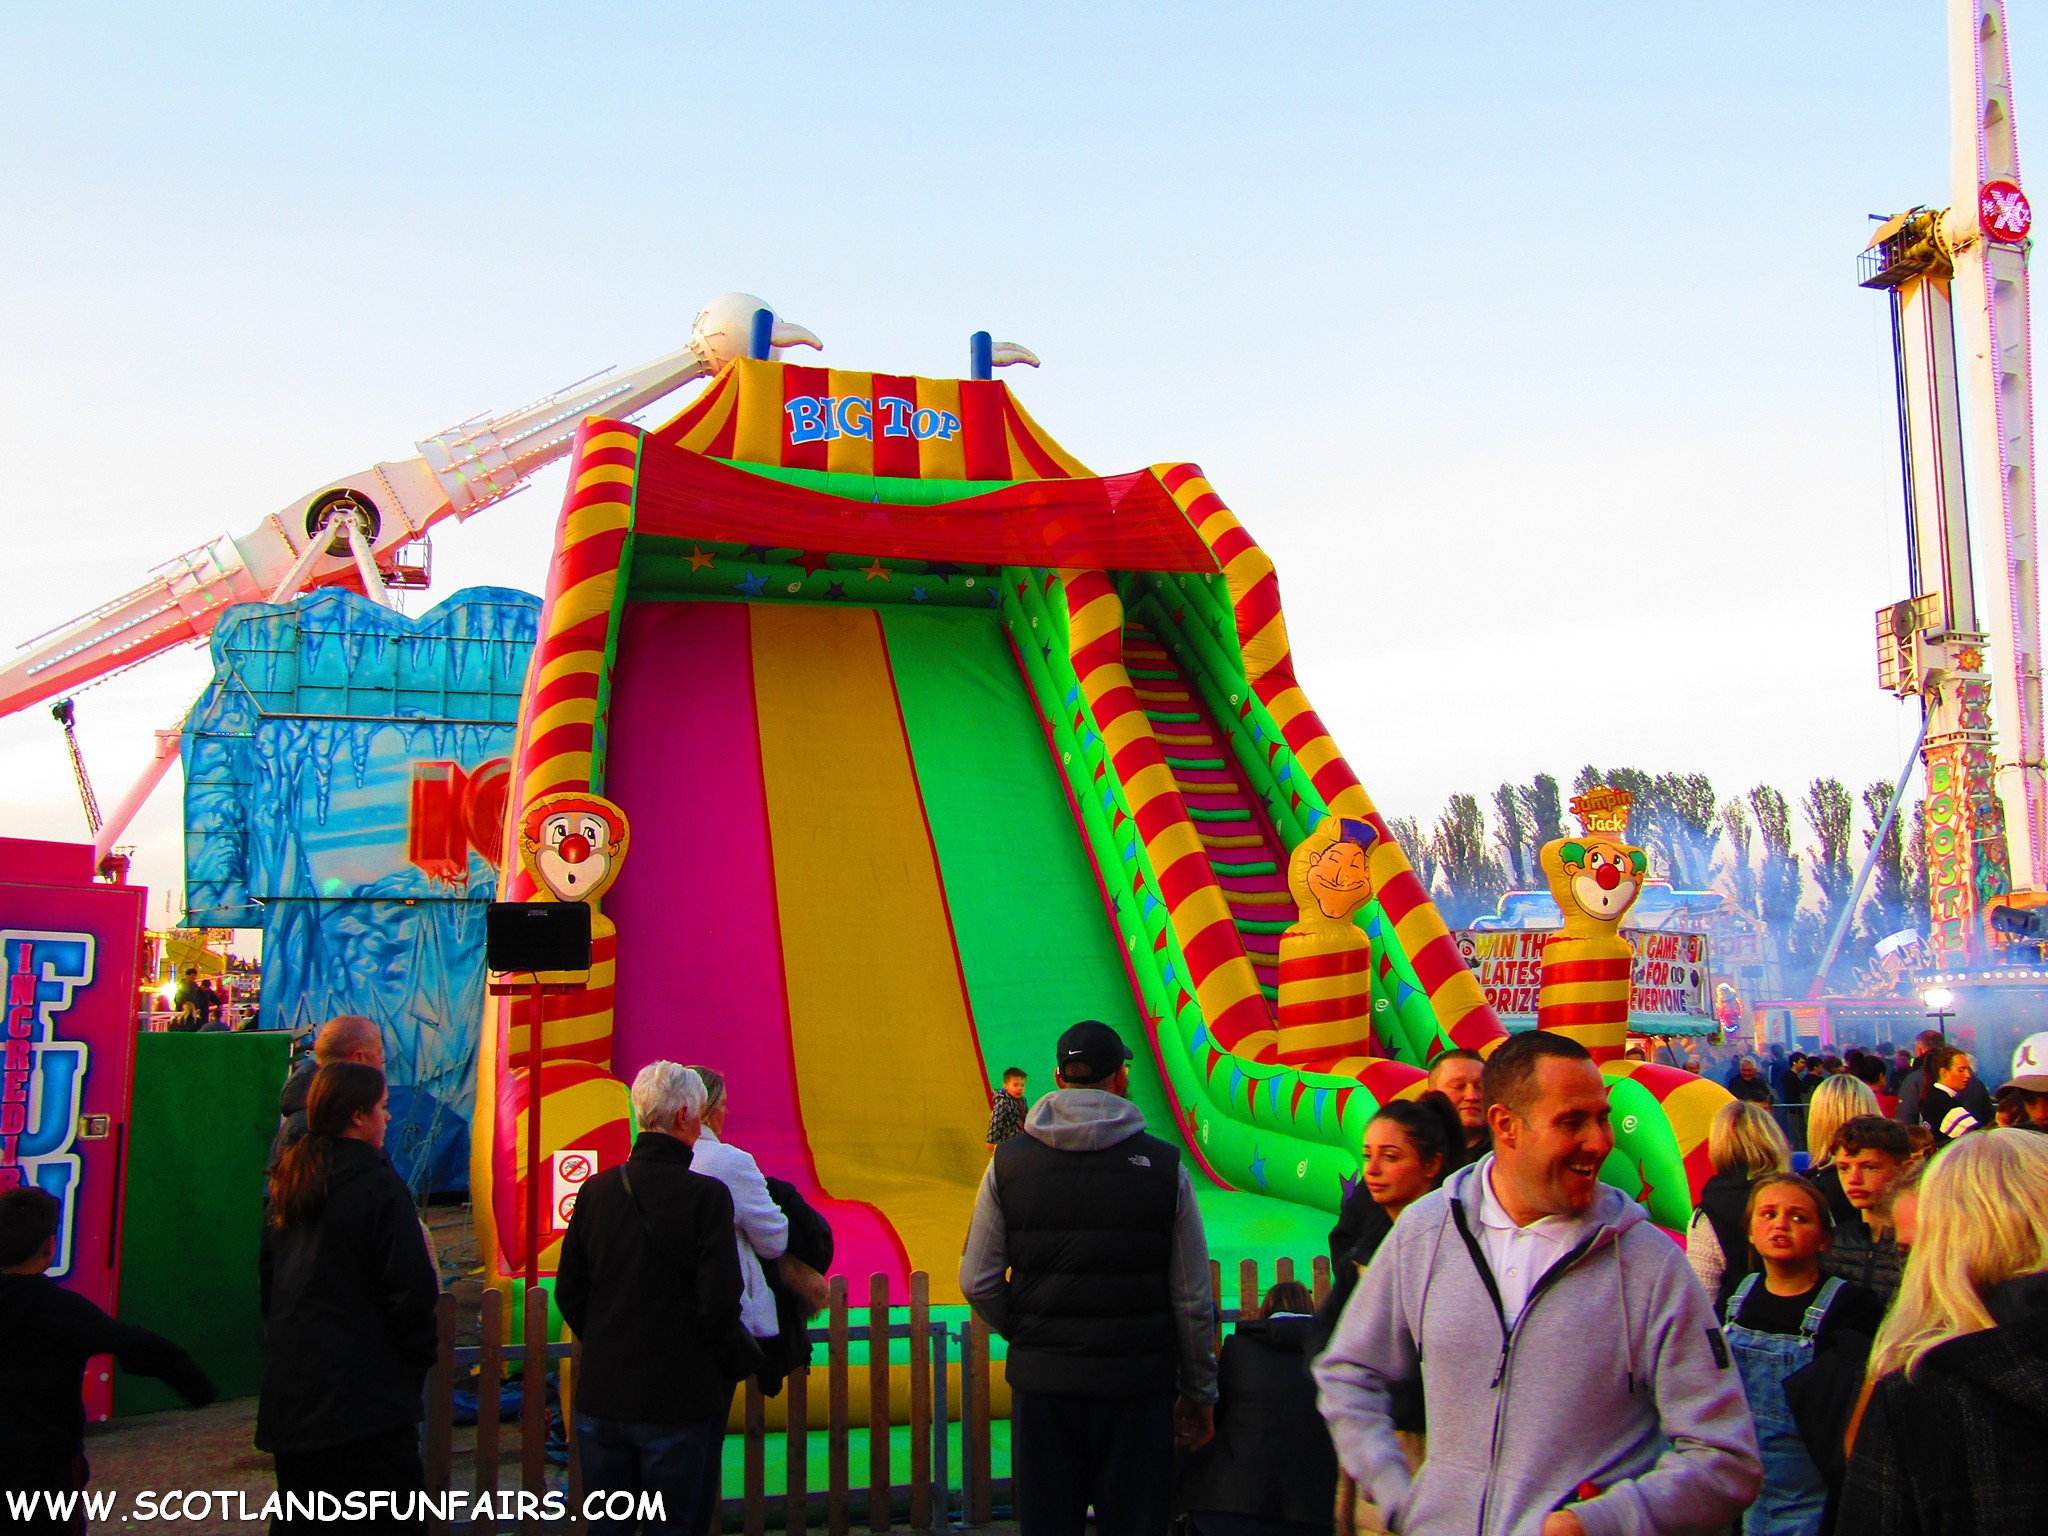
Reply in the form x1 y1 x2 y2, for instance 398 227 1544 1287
487 901 593 973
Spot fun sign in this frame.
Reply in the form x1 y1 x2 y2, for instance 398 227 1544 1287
785 393 961 446
2 930 95 1276
3 841 147 1422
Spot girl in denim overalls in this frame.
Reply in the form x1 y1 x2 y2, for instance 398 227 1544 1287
1722 1172 1880 1536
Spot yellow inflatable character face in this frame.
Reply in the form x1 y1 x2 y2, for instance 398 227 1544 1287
1544 837 1647 926
1308 839 1372 921
517 792 631 904
1289 815 1378 924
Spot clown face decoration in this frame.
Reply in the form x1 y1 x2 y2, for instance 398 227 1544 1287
1560 840 1643 920
1541 836 1648 927
516 792 631 904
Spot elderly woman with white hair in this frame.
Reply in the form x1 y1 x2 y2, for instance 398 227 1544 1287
556 1060 747 1536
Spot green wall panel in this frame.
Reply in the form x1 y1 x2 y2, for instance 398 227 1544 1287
116 1031 290 1413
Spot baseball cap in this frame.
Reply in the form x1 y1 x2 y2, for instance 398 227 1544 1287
1056 1020 1133 1084
1998 1030 2048 1094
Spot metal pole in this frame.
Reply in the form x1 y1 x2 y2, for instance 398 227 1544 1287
959 1320 977 1524
1808 707 1932 996
93 720 190 866
266 518 338 604
524 975 543 1293
340 514 392 608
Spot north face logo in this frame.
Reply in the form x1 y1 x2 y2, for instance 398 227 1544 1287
1128 1155 1151 1168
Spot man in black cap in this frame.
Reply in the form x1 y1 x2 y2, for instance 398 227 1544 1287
959 1020 1218 1536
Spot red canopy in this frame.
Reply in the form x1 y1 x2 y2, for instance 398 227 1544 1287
629 435 1220 574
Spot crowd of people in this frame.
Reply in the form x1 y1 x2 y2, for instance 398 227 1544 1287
8 1007 2048 1536
963 1020 2048 1536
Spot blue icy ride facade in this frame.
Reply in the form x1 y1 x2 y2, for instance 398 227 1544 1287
182 586 539 1191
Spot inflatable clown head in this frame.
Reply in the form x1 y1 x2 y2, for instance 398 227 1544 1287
516 792 631 904
1538 786 1648 932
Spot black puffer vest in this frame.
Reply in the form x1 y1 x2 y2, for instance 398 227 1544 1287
994 1127 1180 1394
1695 1167 1755 1311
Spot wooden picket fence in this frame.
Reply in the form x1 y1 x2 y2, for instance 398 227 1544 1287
425 1256 1331 1533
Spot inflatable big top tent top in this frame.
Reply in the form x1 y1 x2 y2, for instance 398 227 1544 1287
478 354 1724 1298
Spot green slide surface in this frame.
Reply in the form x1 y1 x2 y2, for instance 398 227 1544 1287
880 606 1330 1271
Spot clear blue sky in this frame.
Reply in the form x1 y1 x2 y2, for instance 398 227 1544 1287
0 2 2015 915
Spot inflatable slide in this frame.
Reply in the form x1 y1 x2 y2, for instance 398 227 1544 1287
475 356 1721 1299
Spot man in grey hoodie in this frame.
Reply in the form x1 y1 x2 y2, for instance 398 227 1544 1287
960 1020 1218 1536
1314 1031 1760 1536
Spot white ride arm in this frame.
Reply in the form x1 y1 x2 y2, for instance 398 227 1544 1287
0 292 820 722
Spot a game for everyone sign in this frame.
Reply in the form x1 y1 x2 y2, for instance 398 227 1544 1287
1453 927 1715 1024
1 838 146 1421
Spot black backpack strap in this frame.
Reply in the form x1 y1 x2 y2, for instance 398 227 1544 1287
617 1163 667 1256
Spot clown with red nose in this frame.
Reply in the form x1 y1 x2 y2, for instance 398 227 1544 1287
521 794 630 904
1533 787 1649 1064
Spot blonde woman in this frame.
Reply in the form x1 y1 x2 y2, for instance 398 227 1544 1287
1803 1074 1880 1225
1690 1101 1794 1309
1839 1130 2048 1530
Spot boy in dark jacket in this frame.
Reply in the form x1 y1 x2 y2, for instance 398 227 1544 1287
1 1188 217 1530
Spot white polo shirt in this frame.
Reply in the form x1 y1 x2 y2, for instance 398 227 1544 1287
1473 1156 1591 1327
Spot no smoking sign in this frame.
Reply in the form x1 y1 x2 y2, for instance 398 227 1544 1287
551 1148 598 1230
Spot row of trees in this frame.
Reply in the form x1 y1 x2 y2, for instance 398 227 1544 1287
1387 768 1927 995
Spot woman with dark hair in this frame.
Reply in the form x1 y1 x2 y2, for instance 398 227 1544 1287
256 1062 439 1531
1316 1092 1463 1534
1324 1092 1467 1278
1179 1280 1336 1536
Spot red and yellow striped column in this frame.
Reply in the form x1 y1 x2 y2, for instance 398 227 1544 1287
1276 819 1377 1068
1059 568 1273 1053
1153 463 1504 1057
476 418 642 1280
1533 816 1648 1065
1533 932 1634 1063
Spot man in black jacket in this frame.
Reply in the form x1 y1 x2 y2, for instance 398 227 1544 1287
2 1188 217 1533
959 1020 1218 1536
557 1061 745 1536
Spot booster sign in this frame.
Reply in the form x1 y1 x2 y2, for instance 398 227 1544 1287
785 394 961 446
2 931 95 1277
